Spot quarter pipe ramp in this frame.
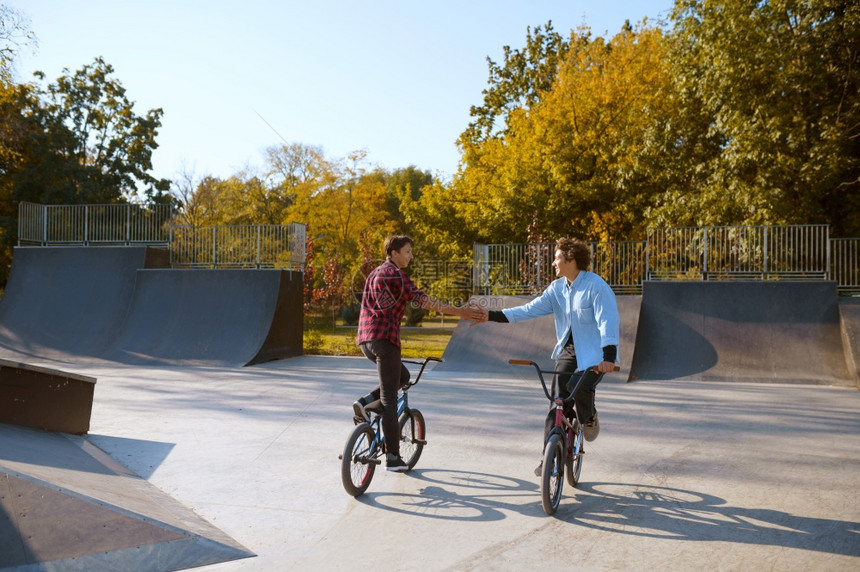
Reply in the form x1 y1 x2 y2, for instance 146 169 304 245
0 247 303 367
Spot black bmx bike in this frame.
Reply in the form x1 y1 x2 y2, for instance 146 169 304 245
339 357 441 497
509 358 618 515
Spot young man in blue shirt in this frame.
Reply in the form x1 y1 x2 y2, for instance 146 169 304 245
475 237 619 473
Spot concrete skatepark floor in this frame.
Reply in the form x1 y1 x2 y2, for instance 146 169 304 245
4 355 858 571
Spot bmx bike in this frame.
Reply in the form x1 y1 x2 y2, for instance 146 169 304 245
509 359 618 515
340 356 442 497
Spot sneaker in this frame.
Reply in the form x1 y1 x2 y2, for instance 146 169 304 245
352 399 369 424
534 461 543 477
386 455 409 472
583 414 600 442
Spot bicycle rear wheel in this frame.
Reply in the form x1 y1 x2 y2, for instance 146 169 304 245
541 432 565 515
341 423 378 497
398 408 426 469
566 421 583 487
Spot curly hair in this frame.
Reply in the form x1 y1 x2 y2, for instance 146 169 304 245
555 237 590 270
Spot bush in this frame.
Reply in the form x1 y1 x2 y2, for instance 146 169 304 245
340 303 361 325
304 329 323 354
404 303 427 327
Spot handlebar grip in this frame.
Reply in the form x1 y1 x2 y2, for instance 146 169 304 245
592 365 621 372
508 359 532 365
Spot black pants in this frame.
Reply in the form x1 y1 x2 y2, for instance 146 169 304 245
544 343 603 441
360 340 410 457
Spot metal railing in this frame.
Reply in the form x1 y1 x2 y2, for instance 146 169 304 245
647 225 831 281
18 202 172 246
832 238 859 294
473 240 646 295
15 203 858 294
474 225 857 295
170 224 306 270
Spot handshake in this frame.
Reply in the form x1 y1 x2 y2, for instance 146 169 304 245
458 300 489 325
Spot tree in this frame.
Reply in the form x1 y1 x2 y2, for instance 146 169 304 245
262 142 327 224
655 0 860 235
445 22 674 246
24 57 171 203
382 165 433 237
462 21 570 149
0 4 36 79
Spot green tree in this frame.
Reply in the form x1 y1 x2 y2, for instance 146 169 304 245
462 21 570 148
27 57 171 203
655 0 860 235
0 4 35 288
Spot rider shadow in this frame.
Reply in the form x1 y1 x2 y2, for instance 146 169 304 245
563 482 860 557
357 472 860 557
356 468 545 521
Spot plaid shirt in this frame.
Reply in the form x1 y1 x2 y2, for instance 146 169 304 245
356 259 427 348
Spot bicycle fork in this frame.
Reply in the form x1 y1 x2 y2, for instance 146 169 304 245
553 397 581 459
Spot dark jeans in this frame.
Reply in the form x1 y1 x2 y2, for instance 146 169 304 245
544 343 603 442
359 340 410 457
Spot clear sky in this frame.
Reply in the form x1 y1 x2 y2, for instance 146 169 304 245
8 1 674 185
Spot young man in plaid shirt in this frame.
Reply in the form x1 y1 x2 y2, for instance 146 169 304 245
354 235 481 472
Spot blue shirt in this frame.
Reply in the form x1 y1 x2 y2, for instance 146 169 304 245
502 271 620 370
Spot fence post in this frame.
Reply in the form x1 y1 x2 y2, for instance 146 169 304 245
645 230 651 281
212 227 217 268
42 204 48 246
763 226 769 280
256 226 261 269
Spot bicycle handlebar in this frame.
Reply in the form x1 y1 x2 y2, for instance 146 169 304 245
402 356 443 388
507 359 620 401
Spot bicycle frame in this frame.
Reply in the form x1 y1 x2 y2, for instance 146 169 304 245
362 358 435 456
361 385 412 461
508 359 618 514
341 357 440 496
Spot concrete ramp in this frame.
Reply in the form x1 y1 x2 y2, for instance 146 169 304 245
438 295 640 380
0 247 303 367
105 269 303 367
0 423 253 570
0 247 168 362
629 281 854 384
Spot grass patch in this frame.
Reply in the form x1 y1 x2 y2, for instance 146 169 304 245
303 314 459 359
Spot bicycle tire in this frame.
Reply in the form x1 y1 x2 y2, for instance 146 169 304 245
341 423 377 497
398 408 426 469
566 421 583 487
541 432 565 515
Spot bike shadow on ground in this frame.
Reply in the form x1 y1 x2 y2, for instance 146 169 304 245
357 472 860 556
355 468 548 521
563 482 860 557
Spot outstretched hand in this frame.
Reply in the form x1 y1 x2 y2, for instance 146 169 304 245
467 305 489 327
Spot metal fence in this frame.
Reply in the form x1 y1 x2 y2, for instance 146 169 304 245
647 225 831 281
18 202 173 246
14 203 859 294
473 240 647 295
17 201 307 271
170 224 306 270
475 226 858 296
832 238 859 294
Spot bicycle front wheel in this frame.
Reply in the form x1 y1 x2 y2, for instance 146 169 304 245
341 423 378 497
541 432 565 515
398 408 426 469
